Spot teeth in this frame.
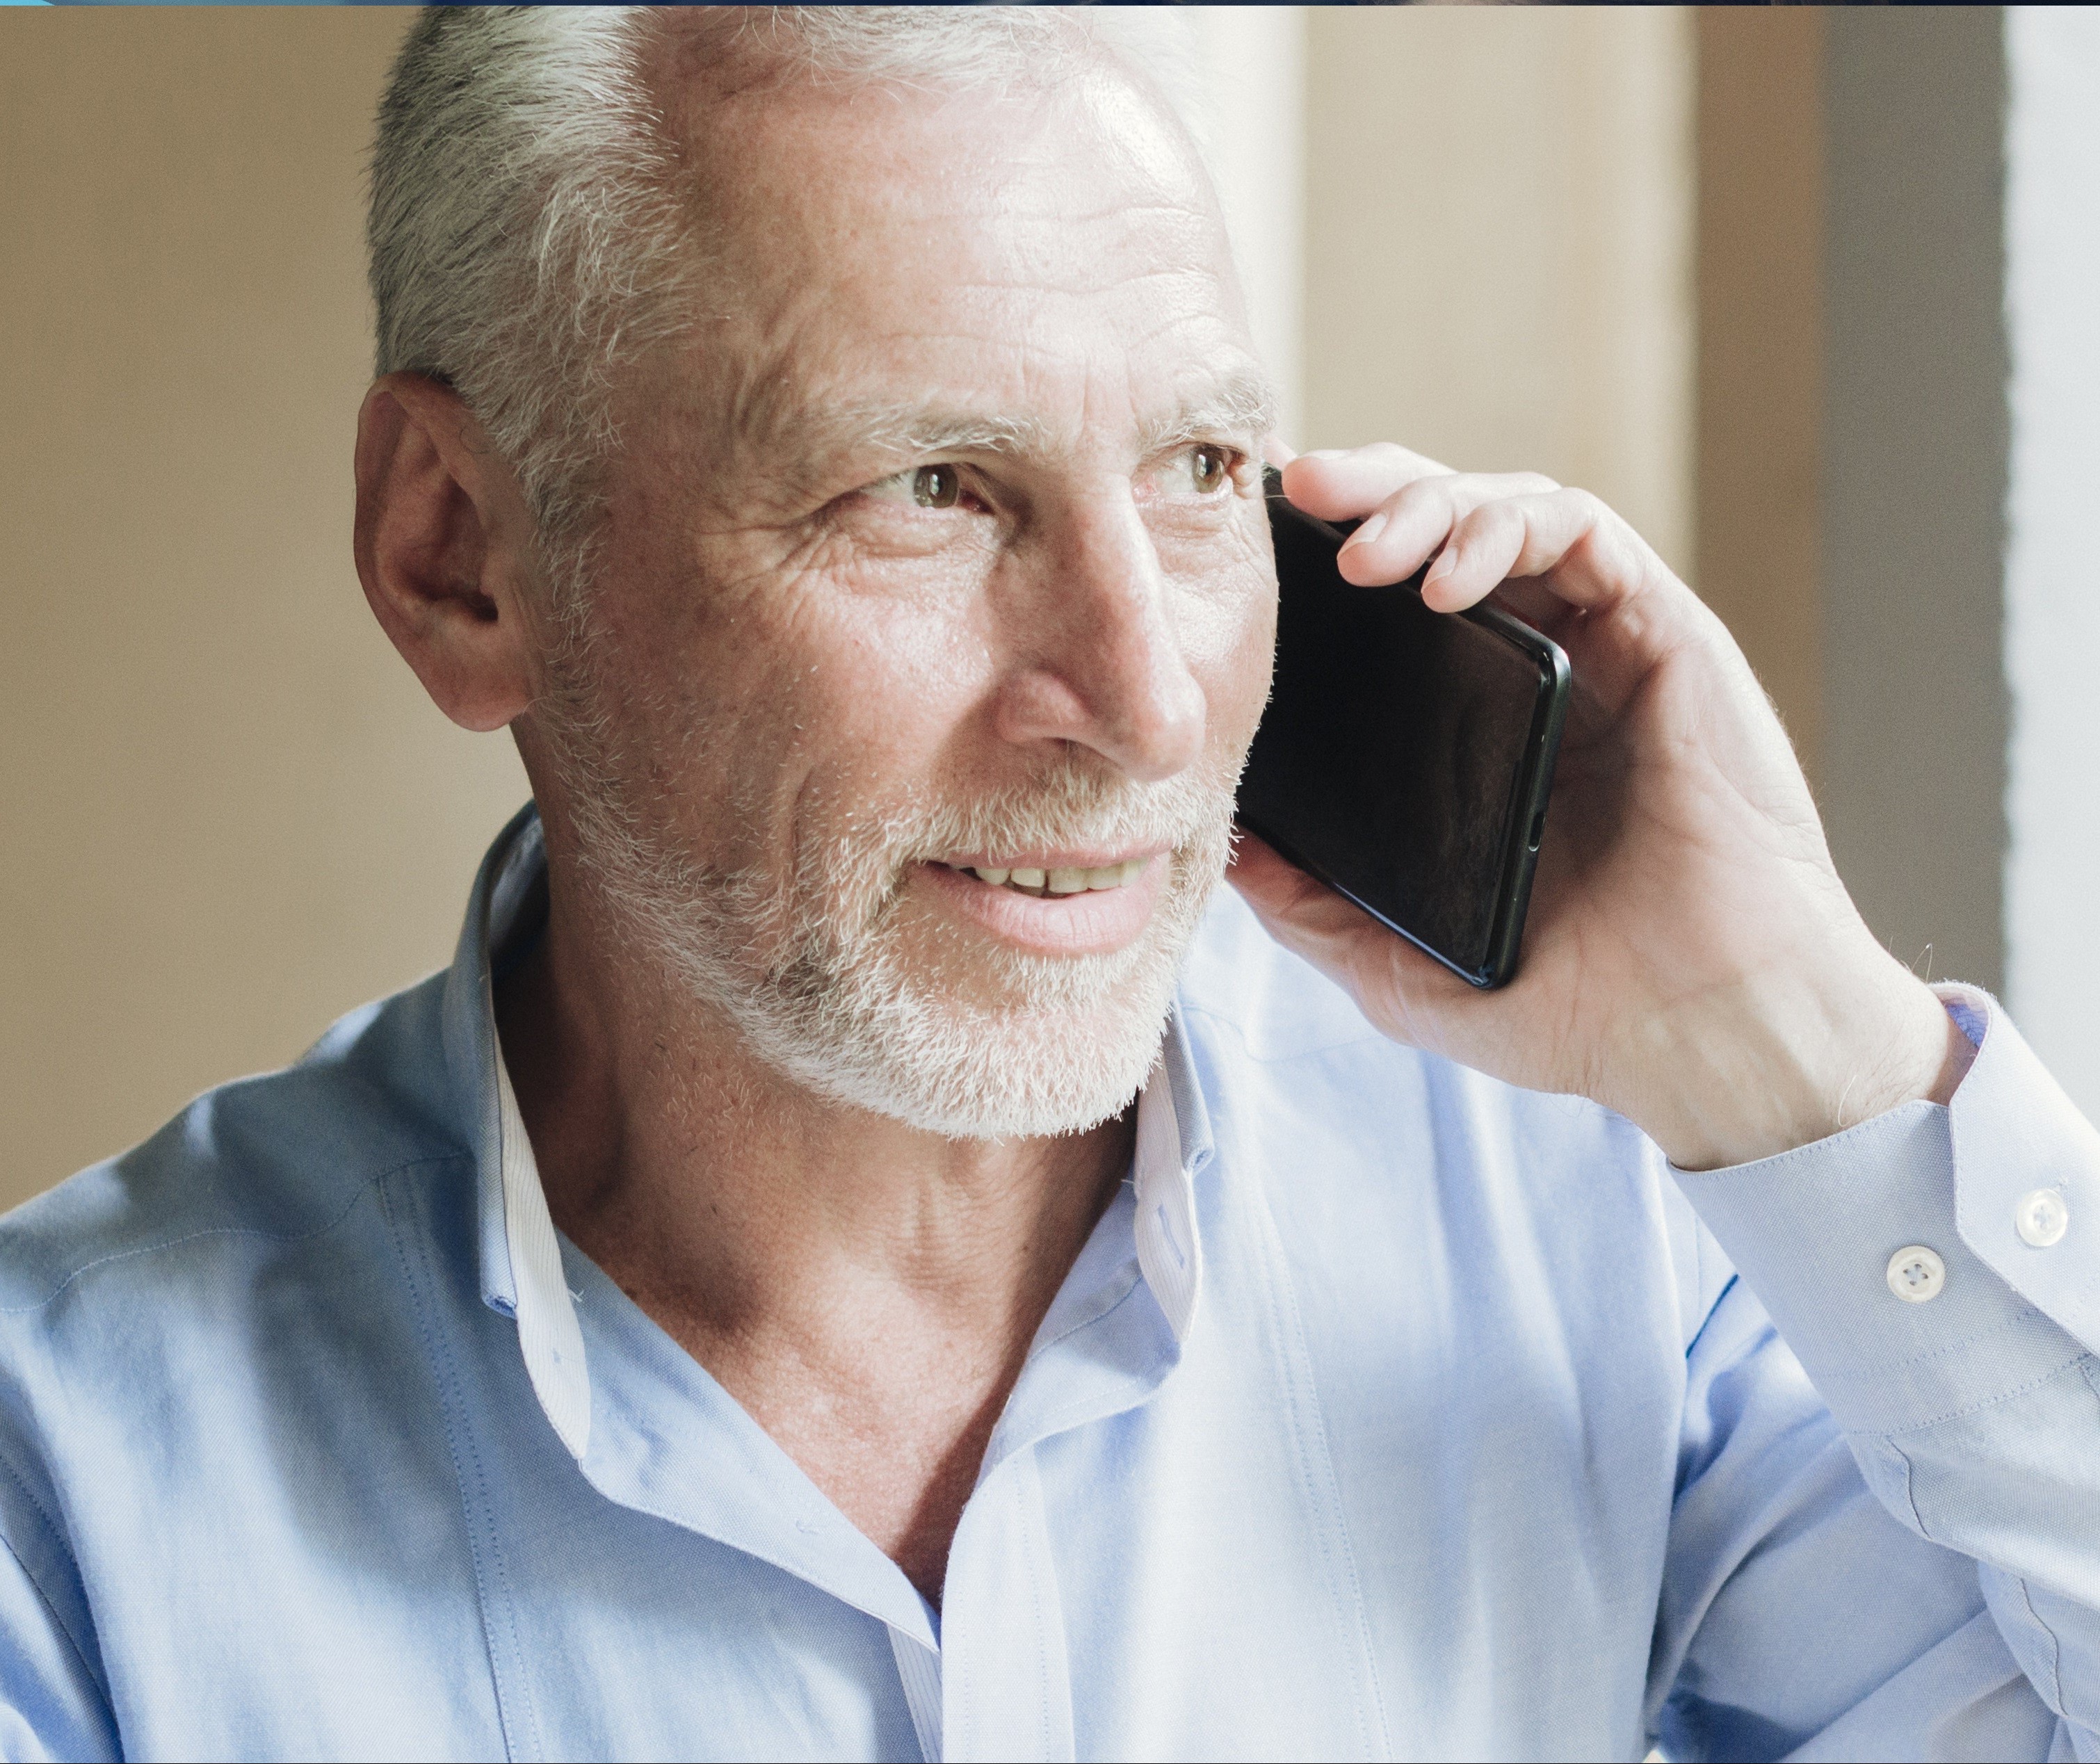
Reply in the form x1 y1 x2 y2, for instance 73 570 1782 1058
961 858 1150 896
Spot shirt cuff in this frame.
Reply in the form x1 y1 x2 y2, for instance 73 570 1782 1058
1671 987 2099 1437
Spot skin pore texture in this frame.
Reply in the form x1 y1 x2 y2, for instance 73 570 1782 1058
354 17 1964 1608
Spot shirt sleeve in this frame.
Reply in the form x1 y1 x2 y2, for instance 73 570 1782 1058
1663 987 2100 1762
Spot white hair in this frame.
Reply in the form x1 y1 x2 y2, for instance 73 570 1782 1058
366 5 1204 597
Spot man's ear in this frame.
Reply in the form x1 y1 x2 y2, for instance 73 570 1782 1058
353 373 539 734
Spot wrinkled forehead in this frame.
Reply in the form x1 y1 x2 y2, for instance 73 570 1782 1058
636 26 1260 474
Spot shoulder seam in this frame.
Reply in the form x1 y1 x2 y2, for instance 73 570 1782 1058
0 1152 470 1316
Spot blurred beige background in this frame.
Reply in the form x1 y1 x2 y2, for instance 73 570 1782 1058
1305 7 1695 581
1 10 529 1201
3 8 1826 1204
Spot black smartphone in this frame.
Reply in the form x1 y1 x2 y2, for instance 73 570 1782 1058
1236 474 1571 989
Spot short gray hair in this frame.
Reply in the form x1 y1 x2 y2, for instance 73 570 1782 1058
366 6 1203 595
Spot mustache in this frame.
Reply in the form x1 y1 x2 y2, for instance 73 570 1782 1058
860 759 1237 876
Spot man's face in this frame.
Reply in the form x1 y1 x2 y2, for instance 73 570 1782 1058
531 55 1277 1138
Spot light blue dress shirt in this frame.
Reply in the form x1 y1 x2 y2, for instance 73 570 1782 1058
1 803 2097 1761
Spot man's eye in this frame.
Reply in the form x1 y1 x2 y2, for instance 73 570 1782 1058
1136 445 1240 504
911 464 962 508
866 464 964 509
1188 446 1231 494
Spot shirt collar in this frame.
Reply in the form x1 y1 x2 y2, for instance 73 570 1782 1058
441 804 591 1456
443 805 1218 1464
1132 1002 1214 1342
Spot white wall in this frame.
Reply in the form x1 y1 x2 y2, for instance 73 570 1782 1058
2003 7 2100 1116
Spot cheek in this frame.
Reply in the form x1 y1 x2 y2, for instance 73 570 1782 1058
603 515 992 792
722 578 999 834
803 598 996 782
1182 568 1277 766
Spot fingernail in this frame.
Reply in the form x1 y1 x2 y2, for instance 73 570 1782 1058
1423 547 1453 585
1341 512 1387 551
1302 448 1347 461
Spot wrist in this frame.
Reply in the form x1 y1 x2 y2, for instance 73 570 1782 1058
1639 955 1954 1172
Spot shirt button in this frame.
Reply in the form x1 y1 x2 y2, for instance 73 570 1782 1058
1887 1245 1946 1304
2016 1188 2069 1249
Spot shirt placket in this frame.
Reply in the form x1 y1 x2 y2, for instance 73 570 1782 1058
924 1032 1214 1763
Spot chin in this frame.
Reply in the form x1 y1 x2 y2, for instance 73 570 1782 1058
757 957 1182 1142
601 811 1230 1140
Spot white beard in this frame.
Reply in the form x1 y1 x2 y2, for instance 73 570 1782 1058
540 626 1238 1140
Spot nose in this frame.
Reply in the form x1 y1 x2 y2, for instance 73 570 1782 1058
992 490 1208 784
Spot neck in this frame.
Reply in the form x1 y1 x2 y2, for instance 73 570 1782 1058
494 854 1135 1601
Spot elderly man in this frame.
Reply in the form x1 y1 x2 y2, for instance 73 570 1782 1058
4 6 2096 1759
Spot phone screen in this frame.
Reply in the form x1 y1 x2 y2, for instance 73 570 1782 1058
1236 489 1568 987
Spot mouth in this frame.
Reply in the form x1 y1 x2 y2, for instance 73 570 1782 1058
944 857 1150 899
915 851 1168 955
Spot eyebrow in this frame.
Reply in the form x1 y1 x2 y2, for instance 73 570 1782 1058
1136 371 1280 457
743 367 1282 485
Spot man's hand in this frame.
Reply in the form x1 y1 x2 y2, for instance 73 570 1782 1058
1229 444 1966 1171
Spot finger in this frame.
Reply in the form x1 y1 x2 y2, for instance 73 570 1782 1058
1228 834 1478 1053
1279 443 1453 524
1480 576 1590 649
1228 833 1398 974
1415 493 1721 717
1225 829 1332 916
1420 489 1667 615
1263 436 1298 471
1334 469 1563 588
